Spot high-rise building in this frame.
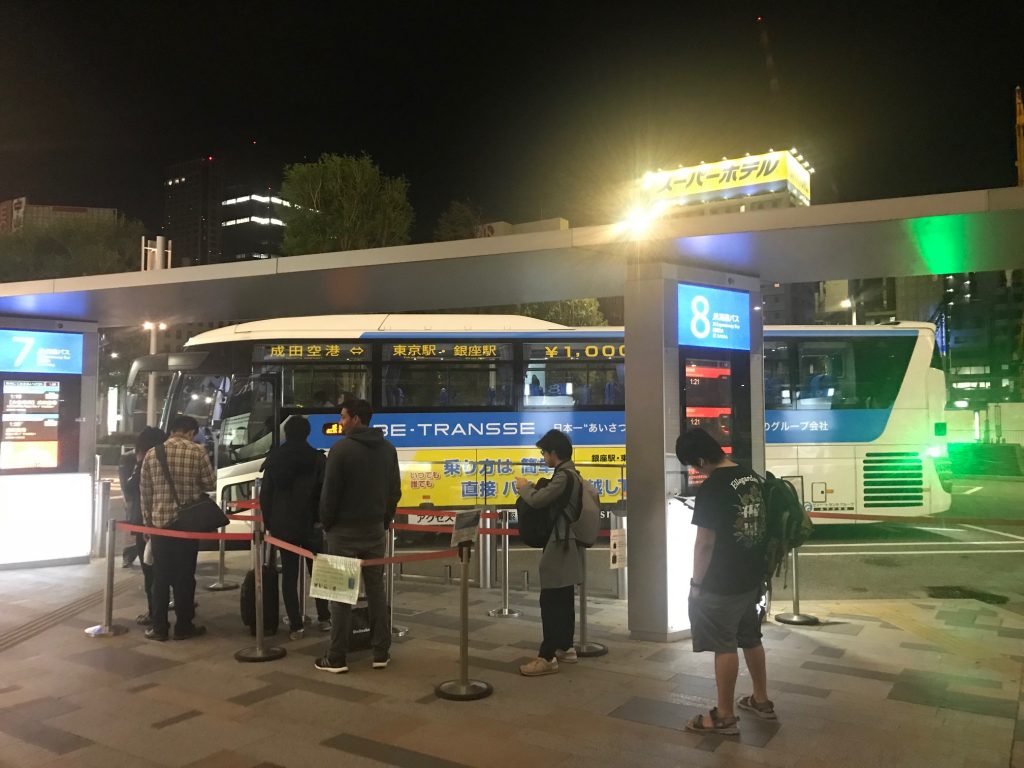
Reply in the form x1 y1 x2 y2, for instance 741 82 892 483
220 189 291 260
163 157 224 266
0 197 118 234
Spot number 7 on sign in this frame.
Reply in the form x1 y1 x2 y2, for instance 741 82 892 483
12 336 35 367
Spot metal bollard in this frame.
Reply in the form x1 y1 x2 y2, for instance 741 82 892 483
522 569 530 592
85 517 129 638
774 548 819 626
92 472 110 558
575 552 607 657
235 491 286 662
435 543 493 701
387 526 408 637
488 509 520 618
208 489 239 591
477 509 494 589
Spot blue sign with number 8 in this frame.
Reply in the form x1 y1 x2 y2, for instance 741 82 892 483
677 283 750 351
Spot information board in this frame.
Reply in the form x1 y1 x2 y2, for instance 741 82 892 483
0 380 61 470
677 284 750 351
0 330 83 375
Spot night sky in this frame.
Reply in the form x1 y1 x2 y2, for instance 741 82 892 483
2 2 1023 240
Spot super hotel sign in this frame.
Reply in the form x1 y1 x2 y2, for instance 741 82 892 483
641 150 811 207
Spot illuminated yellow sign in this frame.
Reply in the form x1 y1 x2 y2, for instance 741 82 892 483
641 150 812 208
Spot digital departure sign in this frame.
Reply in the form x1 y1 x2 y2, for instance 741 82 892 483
0 380 61 470
0 330 83 375
677 284 750 351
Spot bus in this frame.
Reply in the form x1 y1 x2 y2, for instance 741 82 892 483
137 314 951 528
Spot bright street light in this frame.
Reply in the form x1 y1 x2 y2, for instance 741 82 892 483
840 298 852 309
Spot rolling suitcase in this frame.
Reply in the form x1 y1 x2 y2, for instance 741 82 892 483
240 548 280 636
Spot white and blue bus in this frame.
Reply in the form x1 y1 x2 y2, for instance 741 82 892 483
137 315 951 524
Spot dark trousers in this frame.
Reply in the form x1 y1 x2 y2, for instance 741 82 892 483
539 585 576 661
325 524 389 661
279 543 331 630
135 532 155 617
151 535 199 634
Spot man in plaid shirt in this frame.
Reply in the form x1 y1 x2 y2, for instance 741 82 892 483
140 415 216 641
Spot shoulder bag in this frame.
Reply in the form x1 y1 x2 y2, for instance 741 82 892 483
154 444 228 533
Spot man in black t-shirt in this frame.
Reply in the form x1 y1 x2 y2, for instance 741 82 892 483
675 428 777 735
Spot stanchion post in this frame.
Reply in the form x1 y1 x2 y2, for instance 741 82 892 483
435 542 493 701
207 489 239 591
575 551 607 657
613 511 627 600
774 547 819 626
388 525 408 637
85 517 129 637
477 507 493 589
236 482 287 662
488 508 520 618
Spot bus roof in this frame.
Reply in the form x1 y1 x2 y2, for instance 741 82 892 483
183 314 934 347
183 314 624 346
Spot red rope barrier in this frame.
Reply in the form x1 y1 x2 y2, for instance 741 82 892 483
225 513 262 522
264 533 458 567
389 522 454 534
116 522 252 542
228 500 261 511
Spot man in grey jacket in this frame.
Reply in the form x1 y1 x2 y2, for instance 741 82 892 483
515 429 583 676
315 398 401 674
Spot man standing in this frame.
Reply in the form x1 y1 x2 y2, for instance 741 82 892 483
514 429 583 677
260 416 332 640
675 428 775 735
316 398 401 673
140 415 215 641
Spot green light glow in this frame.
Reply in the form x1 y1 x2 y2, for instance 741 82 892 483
905 215 976 274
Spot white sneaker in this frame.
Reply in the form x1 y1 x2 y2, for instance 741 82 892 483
555 647 578 664
519 657 558 676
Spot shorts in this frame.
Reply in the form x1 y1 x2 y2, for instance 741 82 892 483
688 587 762 653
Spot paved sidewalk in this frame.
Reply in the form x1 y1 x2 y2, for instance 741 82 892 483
0 552 1021 767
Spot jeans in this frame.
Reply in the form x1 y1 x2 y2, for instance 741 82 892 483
325 523 389 661
151 535 199 634
539 585 575 661
279 537 330 630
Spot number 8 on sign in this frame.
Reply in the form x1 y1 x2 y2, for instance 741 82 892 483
690 296 711 339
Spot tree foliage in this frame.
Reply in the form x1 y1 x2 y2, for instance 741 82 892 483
434 199 484 241
0 217 145 282
280 153 414 255
519 298 606 326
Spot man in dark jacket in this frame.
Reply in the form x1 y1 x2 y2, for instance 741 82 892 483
260 416 331 640
315 398 401 674
119 426 166 624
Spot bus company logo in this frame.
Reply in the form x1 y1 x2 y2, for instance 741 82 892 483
378 420 536 439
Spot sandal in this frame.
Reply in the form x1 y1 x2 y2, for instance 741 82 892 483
685 707 739 735
737 695 777 720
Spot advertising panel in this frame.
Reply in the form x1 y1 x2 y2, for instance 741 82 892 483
0 380 61 470
641 150 811 206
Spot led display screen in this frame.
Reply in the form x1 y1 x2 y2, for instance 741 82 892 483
677 283 750 351
0 329 84 375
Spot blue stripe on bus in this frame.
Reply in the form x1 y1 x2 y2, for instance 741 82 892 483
765 409 892 443
305 411 626 450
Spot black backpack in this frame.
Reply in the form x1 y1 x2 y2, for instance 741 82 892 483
761 471 814 585
515 471 575 548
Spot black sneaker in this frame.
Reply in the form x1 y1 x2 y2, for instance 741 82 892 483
372 652 391 670
173 625 207 640
314 656 348 674
144 628 168 642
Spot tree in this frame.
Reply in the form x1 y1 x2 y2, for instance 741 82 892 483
0 217 145 283
434 199 484 241
519 298 607 327
280 153 414 255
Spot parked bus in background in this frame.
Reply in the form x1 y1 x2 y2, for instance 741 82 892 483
131 315 951 529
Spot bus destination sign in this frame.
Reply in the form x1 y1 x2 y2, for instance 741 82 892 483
254 343 368 363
